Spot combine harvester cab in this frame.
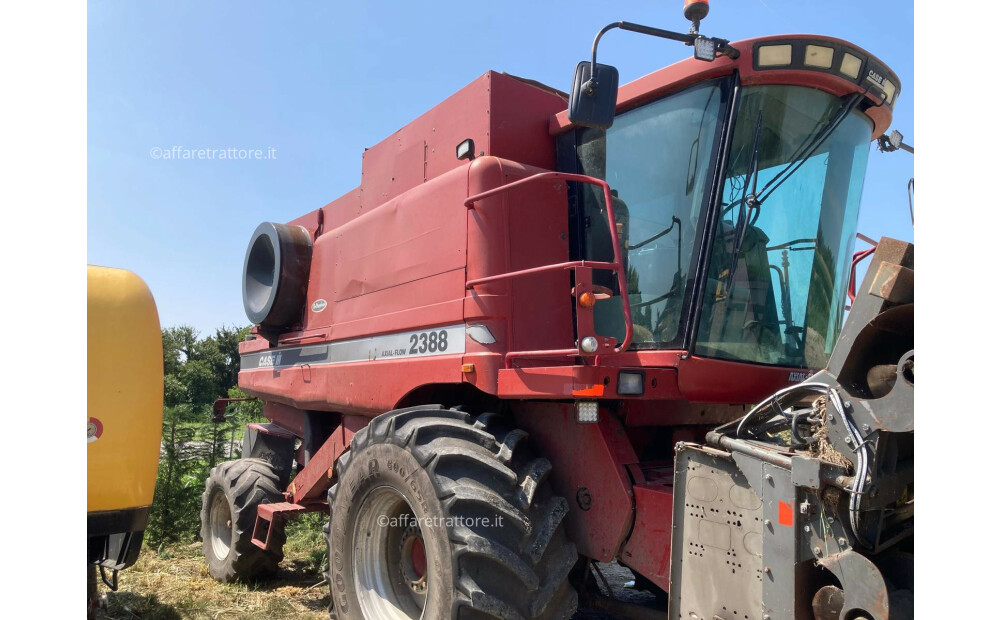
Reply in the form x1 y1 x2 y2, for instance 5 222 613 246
203 2 912 618
87 266 164 617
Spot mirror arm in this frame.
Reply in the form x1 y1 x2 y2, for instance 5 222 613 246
586 20 740 93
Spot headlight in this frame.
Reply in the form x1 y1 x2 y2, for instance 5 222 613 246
617 371 645 396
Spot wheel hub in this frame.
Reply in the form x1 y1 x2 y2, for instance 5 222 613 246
398 524 427 595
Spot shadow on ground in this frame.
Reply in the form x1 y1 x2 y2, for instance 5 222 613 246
99 591 182 620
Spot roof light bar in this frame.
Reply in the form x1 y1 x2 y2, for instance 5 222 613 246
753 39 899 108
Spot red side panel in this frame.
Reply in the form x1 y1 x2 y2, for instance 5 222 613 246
676 356 806 404
358 72 567 213
241 354 464 416
359 75 490 212
489 74 567 171
513 402 637 561
288 189 363 240
302 165 469 337
620 484 674 592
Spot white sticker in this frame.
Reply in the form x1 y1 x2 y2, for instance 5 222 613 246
241 324 467 370
370 325 465 360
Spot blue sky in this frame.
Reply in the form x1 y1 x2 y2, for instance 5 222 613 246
88 1 914 335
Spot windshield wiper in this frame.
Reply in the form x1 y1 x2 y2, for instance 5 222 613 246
722 89 868 295
752 90 866 205
630 216 683 310
626 215 681 251
766 238 817 253
726 109 763 294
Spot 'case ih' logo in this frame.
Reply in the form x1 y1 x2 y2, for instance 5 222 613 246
258 352 282 368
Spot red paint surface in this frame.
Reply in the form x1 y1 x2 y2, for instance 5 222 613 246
513 402 637 561
620 484 674 592
778 500 795 527
290 415 364 504
411 538 427 577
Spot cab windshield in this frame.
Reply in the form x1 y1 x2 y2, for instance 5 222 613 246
694 85 874 368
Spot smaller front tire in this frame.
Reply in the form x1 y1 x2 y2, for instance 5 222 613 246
201 458 286 582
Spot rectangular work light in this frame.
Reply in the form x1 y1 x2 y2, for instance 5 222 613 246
617 371 645 396
693 36 716 62
751 39 900 109
576 401 599 423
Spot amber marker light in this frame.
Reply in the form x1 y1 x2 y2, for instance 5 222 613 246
683 0 710 23
578 292 598 308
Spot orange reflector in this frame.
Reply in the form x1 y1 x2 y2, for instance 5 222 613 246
778 500 794 526
461 363 475 373
578 292 597 308
572 384 605 397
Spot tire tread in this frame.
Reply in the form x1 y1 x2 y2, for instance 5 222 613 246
326 407 578 619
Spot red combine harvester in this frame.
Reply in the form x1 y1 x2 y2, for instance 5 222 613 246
203 3 913 618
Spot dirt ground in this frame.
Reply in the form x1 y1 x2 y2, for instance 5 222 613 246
95 543 660 619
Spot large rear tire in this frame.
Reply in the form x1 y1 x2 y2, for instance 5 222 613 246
325 405 578 620
200 458 286 582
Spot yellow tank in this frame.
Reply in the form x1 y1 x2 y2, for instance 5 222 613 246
87 265 163 573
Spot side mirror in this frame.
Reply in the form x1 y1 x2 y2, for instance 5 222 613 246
568 61 619 130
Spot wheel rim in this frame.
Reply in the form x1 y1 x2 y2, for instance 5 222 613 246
209 490 233 561
353 486 428 619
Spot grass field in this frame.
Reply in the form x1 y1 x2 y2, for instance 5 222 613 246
97 515 331 620
97 544 329 620
94 514 647 619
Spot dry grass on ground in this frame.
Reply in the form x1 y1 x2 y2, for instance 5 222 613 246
94 518 639 620
96 541 329 620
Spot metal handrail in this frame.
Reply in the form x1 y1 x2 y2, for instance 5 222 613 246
464 171 634 360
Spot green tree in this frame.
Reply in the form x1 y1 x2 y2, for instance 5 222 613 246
148 324 257 545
